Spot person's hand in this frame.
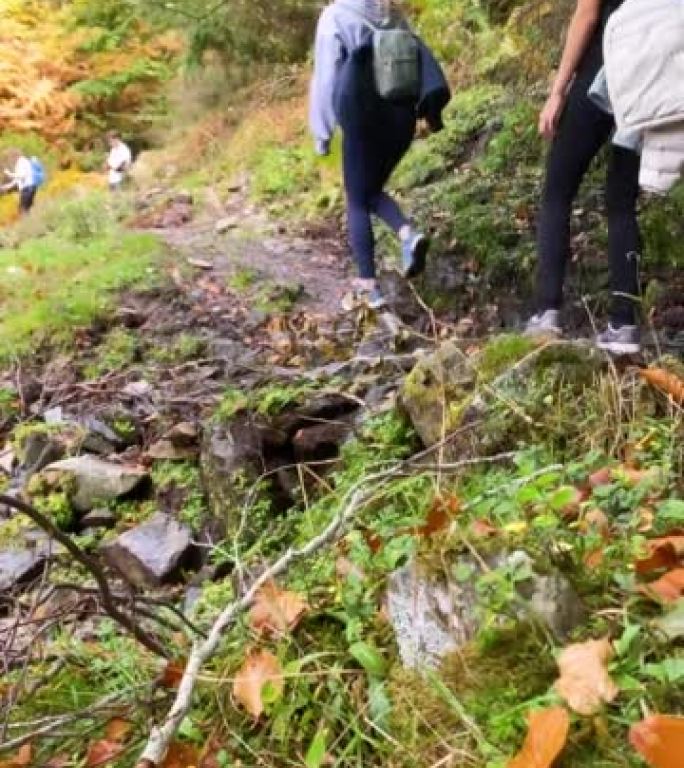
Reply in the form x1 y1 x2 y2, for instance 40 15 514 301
538 92 566 141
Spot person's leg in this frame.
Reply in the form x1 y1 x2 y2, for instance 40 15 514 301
19 187 36 215
605 145 641 326
342 132 376 280
534 89 614 315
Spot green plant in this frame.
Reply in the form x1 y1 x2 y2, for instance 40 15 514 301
84 328 139 378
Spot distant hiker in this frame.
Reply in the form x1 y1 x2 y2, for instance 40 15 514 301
1 149 44 214
525 0 642 355
105 132 132 191
310 0 450 310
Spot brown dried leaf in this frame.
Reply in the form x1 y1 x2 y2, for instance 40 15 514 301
86 740 124 768
249 581 308 637
160 658 187 689
161 741 200 768
471 519 499 538
554 638 619 715
233 650 283 719
630 715 684 768
507 706 570 768
639 368 684 404
639 569 684 604
104 717 133 743
635 539 683 575
588 467 612 488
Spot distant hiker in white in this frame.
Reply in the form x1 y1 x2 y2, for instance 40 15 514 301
105 132 132 190
1 149 44 214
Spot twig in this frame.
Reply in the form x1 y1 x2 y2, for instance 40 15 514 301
0 495 168 658
135 451 514 767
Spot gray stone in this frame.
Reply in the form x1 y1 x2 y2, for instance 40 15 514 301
79 417 125 455
79 508 117 530
0 549 46 593
42 456 148 512
23 433 64 474
102 512 193 588
387 551 585 670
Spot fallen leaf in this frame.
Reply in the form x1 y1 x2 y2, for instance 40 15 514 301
583 508 611 539
146 439 197 461
639 368 684 404
616 466 660 487
249 581 308 637
44 755 69 768
86 740 124 768
640 569 684 604
233 650 283 719
161 741 200 768
629 715 684 768
160 658 187 689
471 518 499 538
105 717 133 743
507 706 570 768
637 507 655 533
588 467 613 488
584 548 605 569
636 539 683 575
554 638 619 715
1 745 32 768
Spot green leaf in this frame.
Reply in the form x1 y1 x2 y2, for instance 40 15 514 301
549 486 578 511
349 642 387 679
655 599 684 641
614 624 641 657
178 716 204 744
368 680 392 729
656 499 684 524
643 658 684 684
305 728 327 768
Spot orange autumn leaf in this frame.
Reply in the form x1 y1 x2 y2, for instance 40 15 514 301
104 717 133 743
86 740 124 768
639 368 684 405
629 715 684 768
588 467 613 488
160 658 187 689
233 650 283 719
161 741 200 768
635 539 683 575
471 518 499 538
554 638 619 715
507 706 570 768
639 569 684 604
584 548 605 569
0 744 32 768
249 581 308 637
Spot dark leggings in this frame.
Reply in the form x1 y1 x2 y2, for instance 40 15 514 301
343 106 416 279
19 186 36 214
536 78 641 325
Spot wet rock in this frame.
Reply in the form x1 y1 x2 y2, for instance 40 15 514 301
102 512 194 588
387 551 585 670
0 549 46 594
79 508 117 530
42 456 149 512
292 421 352 462
273 393 358 437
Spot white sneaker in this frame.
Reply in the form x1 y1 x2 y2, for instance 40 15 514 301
524 310 562 338
595 324 640 355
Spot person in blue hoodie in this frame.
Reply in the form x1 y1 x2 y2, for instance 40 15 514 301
310 0 449 310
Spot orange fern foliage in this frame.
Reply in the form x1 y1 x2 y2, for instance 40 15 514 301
640 368 684 405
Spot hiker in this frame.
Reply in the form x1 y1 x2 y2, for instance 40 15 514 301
525 0 642 355
1 149 44 215
105 132 132 191
310 0 450 310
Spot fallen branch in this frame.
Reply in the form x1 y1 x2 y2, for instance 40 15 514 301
0 494 168 658
135 451 513 766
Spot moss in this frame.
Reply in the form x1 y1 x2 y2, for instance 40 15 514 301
25 471 76 530
475 333 536 380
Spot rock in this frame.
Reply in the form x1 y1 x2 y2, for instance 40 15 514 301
122 380 152 399
22 433 64 474
173 191 194 206
400 337 608 456
0 549 46 593
387 551 585 670
41 456 149 512
215 216 238 234
79 508 117 530
79 417 125 455
146 440 197 461
292 422 352 462
43 407 65 425
200 415 265 536
102 512 194 588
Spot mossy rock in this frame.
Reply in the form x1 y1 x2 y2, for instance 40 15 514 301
401 335 614 457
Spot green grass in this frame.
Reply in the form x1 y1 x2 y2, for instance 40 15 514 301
0 230 161 360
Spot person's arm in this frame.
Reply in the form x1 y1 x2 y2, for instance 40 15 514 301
539 0 602 140
309 9 345 155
